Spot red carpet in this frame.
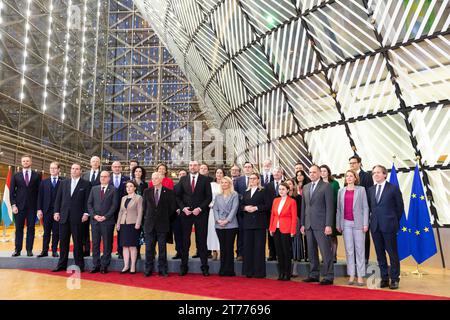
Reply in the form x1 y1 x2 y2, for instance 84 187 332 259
23 269 449 300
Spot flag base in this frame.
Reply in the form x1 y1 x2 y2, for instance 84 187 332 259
411 264 428 277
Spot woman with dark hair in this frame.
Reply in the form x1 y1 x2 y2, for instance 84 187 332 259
294 170 310 262
320 164 340 263
295 170 311 196
132 166 147 260
207 168 224 260
149 163 174 190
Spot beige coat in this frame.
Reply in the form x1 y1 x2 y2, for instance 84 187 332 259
117 194 143 226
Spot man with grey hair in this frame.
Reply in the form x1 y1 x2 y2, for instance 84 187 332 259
143 172 177 277
260 159 274 186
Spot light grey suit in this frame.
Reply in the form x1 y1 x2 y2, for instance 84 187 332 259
336 186 369 277
300 179 334 281
213 192 239 229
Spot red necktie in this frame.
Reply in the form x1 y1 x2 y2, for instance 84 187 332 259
191 176 195 193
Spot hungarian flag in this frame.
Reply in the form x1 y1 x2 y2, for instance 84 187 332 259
1 167 13 227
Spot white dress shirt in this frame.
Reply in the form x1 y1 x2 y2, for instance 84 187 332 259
375 180 387 201
71 177 80 196
277 196 287 228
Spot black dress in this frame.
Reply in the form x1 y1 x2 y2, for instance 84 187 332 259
119 198 141 247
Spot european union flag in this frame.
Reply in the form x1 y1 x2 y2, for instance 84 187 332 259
408 165 437 264
389 163 410 260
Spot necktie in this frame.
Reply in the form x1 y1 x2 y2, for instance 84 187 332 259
275 181 279 196
246 176 249 188
91 171 96 184
24 170 29 186
155 188 160 206
52 177 57 188
376 184 382 203
115 175 119 188
310 182 315 200
100 187 105 200
265 174 269 185
191 176 195 193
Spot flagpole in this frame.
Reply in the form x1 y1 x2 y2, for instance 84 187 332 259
0 223 10 243
37 169 45 238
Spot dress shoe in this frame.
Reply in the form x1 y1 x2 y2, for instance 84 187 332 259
159 271 168 277
202 269 210 276
303 277 320 283
52 252 59 258
37 252 48 258
389 281 399 290
79 268 85 273
253 275 265 279
100 267 108 274
144 271 152 277
120 268 130 274
179 267 188 276
380 280 390 288
52 266 66 272
90 267 100 274
118 254 123 259
282 275 291 281
83 251 90 257
27 251 33 257
192 254 199 258
319 279 334 285
236 256 243 261
277 273 284 280
172 253 181 259
267 256 276 261
12 251 21 257
129 270 136 275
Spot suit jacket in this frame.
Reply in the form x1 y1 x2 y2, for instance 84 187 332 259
336 186 369 230
300 180 334 230
10 170 41 211
54 178 91 224
269 196 298 235
240 187 270 230
37 176 64 215
234 175 249 198
260 173 274 185
175 174 212 214
359 169 373 192
109 174 129 199
87 185 118 225
117 194 143 225
82 170 101 186
213 191 240 229
367 182 404 233
143 186 177 233
149 177 174 190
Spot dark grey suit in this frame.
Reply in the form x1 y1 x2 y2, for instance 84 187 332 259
301 179 335 281
87 185 118 269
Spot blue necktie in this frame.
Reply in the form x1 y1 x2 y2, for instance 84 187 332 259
376 184 382 203
52 177 57 188
115 176 119 188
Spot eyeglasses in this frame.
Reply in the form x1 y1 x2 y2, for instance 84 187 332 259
249 177 258 180
349 162 358 165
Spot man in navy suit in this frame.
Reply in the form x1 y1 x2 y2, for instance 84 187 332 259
110 161 129 259
234 162 254 260
176 161 212 276
367 165 404 290
37 162 63 258
10 155 41 257
52 163 91 272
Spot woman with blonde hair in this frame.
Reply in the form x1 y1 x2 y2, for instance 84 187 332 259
213 176 239 276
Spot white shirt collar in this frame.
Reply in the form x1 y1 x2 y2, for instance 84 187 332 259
376 180 386 188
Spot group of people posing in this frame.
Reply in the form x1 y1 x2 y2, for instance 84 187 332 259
8 154 404 289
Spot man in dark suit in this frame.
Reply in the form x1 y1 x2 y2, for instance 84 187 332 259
10 154 41 257
368 165 404 290
300 164 335 285
143 172 177 277
260 159 274 186
110 161 129 259
264 166 284 261
234 162 254 260
81 156 101 257
349 155 373 264
172 169 187 259
87 171 118 274
196 163 213 259
37 161 63 258
176 160 212 276
52 163 91 272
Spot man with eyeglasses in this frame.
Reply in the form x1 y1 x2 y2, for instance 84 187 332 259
349 155 373 264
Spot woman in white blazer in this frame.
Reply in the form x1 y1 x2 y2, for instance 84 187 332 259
336 170 369 286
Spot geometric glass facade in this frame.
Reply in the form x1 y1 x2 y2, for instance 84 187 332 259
0 0 107 168
102 0 211 168
134 0 450 225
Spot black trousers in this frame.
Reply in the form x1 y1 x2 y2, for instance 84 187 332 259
91 222 114 269
267 230 277 258
273 229 292 277
236 213 244 256
172 214 183 254
81 218 90 255
180 213 208 270
14 207 36 252
57 221 84 270
216 228 238 275
42 210 59 253
242 228 266 277
144 230 168 273
365 231 371 262
371 229 400 282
